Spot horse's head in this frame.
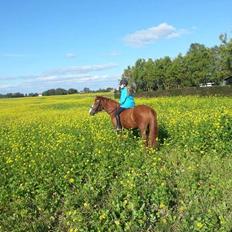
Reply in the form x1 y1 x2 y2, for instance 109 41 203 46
89 96 104 116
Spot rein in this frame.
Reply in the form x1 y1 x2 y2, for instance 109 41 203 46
99 98 119 115
107 106 118 115
90 100 119 115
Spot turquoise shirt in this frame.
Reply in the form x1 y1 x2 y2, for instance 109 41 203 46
119 87 135 108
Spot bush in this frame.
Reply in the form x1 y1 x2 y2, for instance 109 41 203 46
136 86 232 98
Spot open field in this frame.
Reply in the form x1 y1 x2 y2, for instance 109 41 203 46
0 93 232 231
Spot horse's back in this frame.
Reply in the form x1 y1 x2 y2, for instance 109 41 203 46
120 105 156 128
133 105 156 117
121 105 156 117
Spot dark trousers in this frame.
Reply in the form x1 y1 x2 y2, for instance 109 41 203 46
115 107 126 129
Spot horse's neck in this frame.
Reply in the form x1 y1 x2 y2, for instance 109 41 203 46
103 99 118 115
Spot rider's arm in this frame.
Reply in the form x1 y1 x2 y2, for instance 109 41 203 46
119 88 128 105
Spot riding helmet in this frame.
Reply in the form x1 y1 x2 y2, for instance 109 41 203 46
120 78 128 86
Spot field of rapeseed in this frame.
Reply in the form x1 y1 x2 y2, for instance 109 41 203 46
0 93 232 231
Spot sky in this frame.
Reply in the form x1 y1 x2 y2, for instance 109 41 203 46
0 0 232 94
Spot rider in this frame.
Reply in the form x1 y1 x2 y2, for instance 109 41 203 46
115 78 135 130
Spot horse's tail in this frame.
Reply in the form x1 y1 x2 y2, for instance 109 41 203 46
148 110 158 148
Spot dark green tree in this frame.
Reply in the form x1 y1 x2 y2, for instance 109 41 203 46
68 88 78 94
218 34 232 78
184 43 213 86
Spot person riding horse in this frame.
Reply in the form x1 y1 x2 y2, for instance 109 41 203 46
89 94 158 147
115 78 135 130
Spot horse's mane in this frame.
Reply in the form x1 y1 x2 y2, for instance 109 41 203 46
96 96 119 106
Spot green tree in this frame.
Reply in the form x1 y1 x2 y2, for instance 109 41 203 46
218 34 232 79
185 43 213 86
144 58 156 91
122 33 232 92
122 66 133 79
153 56 172 90
68 88 78 94
132 59 147 91
83 87 90 93
167 54 186 88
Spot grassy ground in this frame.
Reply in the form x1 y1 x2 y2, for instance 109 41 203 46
0 93 232 231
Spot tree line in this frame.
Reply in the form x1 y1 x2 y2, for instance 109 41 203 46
0 87 114 98
42 88 78 96
0 92 39 98
42 87 113 96
122 34 232 91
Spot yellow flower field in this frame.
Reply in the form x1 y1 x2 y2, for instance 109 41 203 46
0 93 232 231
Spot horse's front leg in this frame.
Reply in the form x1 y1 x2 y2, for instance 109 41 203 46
111 117 117 129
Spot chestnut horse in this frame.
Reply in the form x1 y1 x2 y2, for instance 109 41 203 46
89 96 158 147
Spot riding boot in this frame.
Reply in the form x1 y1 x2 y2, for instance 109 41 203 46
115 115 122 130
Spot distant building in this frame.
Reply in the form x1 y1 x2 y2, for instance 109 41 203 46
199 82 214 87
222 76 232 85
38 93 43 97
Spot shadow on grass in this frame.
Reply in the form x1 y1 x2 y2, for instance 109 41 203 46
115 122 170 151
126 123 170 147
158 123 170 146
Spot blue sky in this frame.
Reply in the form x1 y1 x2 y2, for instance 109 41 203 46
0 0 231 93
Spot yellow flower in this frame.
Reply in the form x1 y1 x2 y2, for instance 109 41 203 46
69 178 75 184
196 222 203 229
115 220 120 226
83 202 90 209
159 202 165 209
99 213 106 220
69 228 78 232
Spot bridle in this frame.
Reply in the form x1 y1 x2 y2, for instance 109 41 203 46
89 100 101 114
90 98 119 115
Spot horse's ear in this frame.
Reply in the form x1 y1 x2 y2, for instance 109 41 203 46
95 96 102 104
96 96 104 101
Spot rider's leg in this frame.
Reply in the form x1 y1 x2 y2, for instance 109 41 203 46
115 107 125 130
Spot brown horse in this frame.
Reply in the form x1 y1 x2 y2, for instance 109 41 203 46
89 96 158 147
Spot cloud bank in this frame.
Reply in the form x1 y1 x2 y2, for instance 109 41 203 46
0 63 119 93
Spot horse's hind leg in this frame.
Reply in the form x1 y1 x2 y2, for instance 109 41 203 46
139 125 148 146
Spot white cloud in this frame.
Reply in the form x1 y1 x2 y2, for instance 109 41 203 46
109 51 120 56
44 63 118 76
105 50 121 56
36 75 58 81
0 63 119 93
0 53 27 58
0 84 12 89
0 75 38 81
35 74 116 85
124 22 187 47
44 75 112 84
65 53 76 59
4 74 119 93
